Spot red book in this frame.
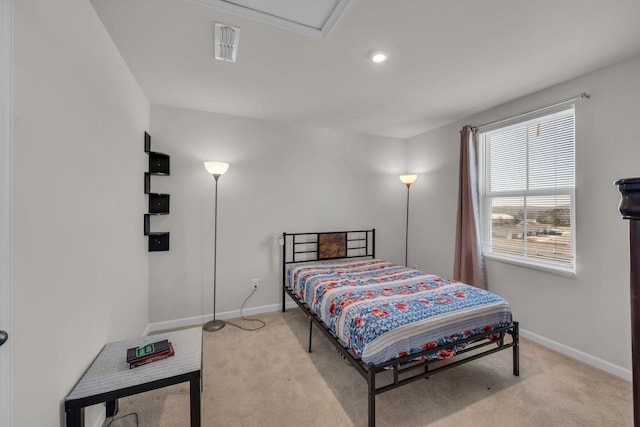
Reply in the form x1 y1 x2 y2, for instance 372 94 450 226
129 343 174 369
126 339 171 364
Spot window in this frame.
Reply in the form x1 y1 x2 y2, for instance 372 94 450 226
479 107 575 274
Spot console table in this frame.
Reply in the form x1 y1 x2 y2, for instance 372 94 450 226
65 327 201 427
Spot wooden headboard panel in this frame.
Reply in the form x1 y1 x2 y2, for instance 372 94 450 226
282 229 375 265
318 232 347 259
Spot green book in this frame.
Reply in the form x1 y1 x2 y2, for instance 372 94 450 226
126 339 171 364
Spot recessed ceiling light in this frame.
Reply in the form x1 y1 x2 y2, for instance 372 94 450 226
369 50 389 63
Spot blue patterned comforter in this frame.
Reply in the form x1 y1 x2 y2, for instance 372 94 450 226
288 258 512 365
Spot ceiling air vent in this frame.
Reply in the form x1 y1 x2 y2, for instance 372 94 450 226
214 23 240 62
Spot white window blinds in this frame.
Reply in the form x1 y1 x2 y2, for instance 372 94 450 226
480 108 575 273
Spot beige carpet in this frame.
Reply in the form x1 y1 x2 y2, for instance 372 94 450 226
107 309 633 426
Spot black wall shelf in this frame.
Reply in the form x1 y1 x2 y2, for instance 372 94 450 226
144 132 170 252
148 152 170 175
148 193 170 214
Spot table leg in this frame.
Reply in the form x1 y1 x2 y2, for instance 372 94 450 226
190 376 201 427
106 399 118 418
66 407 83 427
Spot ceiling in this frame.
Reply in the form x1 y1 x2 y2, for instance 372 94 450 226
90 0 640 139
189 0 350 38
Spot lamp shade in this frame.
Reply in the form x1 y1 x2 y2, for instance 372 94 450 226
204 161 229 176
369 50 389 63
399 174 417 185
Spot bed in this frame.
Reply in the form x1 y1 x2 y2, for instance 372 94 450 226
281 229 519 427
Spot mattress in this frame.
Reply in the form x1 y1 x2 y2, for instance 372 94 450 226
287 258 512 365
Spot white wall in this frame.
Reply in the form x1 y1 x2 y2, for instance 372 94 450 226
13 0 149 425
408 54 640 373
148 104 407 324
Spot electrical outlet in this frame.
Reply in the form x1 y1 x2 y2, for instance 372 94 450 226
251 278 260 290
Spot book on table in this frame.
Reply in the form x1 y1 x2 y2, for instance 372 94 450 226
126 339 174 368
129 343 174 368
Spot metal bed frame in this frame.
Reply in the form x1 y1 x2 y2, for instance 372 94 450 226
281 229 519 427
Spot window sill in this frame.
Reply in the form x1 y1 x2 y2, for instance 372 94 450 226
484 253 576 278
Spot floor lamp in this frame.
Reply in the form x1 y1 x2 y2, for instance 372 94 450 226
203 161 229 332
399 174 417 266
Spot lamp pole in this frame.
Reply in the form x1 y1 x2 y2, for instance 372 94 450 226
203 161 229 332
399 175 417 267
404 183 411 266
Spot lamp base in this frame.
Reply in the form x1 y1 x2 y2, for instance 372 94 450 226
202 319 225 332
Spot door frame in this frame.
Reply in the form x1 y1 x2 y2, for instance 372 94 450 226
0 0 13 425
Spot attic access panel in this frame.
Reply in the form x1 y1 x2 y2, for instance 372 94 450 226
190 0 350 38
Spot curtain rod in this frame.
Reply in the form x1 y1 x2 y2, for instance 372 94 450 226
471 92 590 131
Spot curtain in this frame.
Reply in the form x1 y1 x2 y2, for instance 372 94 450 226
454 125 486 289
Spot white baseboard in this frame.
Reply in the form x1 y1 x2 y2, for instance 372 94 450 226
145 301 299 334
520 328 631 382
90 301 296 427
145 306 631 382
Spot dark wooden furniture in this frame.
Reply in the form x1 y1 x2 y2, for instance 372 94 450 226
281 229 519 427
65 328 201 427
144 131 170 251
616 177 640 427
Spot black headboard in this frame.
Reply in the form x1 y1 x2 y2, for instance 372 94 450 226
281 229 375 312
282 229 375 265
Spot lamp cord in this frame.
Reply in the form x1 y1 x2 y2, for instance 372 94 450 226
225 288 266 331
210 173 264 331
106 413 138 426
